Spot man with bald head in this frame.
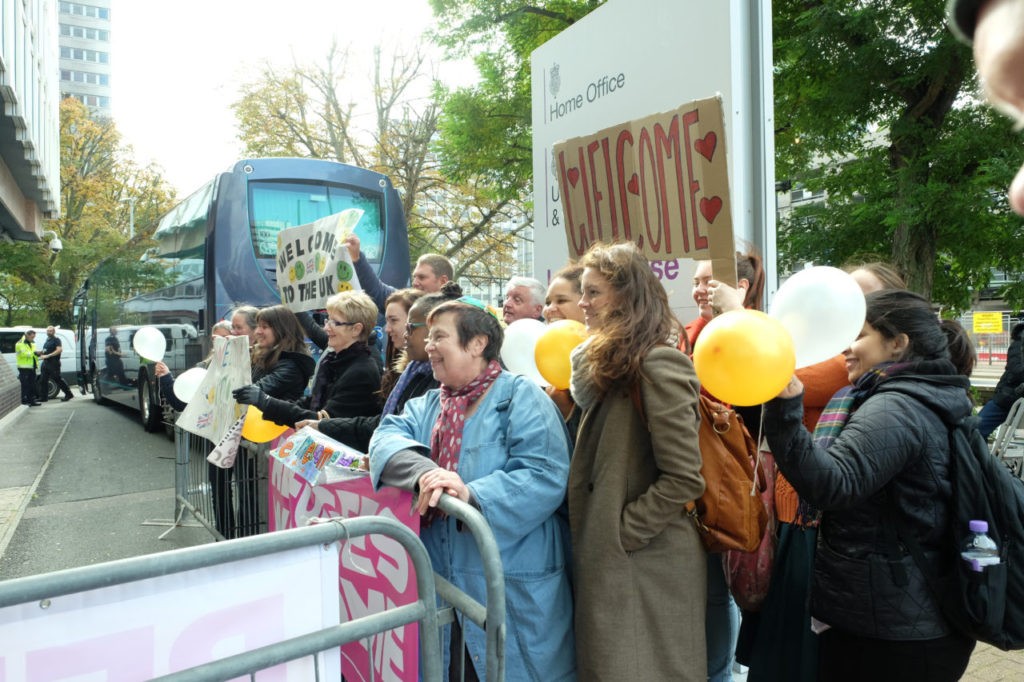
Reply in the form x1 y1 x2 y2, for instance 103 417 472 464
39 326 74 402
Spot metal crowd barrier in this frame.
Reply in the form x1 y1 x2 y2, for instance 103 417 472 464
154 425 508 680
162 426 267 540
0 518 444 681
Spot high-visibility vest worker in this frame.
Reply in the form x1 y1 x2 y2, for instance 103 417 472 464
15 332 38 370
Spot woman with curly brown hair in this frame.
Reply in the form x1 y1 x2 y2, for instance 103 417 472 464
568 241 706 680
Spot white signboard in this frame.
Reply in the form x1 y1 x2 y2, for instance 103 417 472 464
177 335 251 444
276 208 364 312
0 544 342 680
531 0 775 317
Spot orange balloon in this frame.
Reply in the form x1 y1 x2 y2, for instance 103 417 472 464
535 320 588 390
692 310 796 406
241 406 289 443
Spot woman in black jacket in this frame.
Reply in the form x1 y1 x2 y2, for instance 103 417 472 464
764 290 975 680
297 284 464 451
235 291 381 425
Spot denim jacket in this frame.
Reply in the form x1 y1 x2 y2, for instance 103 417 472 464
369 371 576 681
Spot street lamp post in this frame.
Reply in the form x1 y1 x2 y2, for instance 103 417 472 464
122 197 136 239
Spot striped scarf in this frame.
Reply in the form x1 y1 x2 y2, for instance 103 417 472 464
797 361 909 525
381 360 432 417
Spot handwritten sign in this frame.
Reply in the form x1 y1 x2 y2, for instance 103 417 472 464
270 461 421 681
553 96 737 284
276 209 363 312
176 335 251 444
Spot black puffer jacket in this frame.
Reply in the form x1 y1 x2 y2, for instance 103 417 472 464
764 363 972 641
261 343 380 427
992 322 1024 409
319 369 438 452
252 350 316 401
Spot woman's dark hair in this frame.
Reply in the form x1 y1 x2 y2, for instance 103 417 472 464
427 297 504 362
251 305 311 370
550 263 584 294
940 319 976 377
736 249 765 311
410 281 464 319
865 290 948 363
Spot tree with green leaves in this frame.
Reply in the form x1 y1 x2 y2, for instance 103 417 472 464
774 0 1024 311
0 98 176 327
428 0 602 198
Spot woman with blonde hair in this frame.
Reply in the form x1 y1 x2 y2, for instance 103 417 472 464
569 241 706 679
235 291 381 425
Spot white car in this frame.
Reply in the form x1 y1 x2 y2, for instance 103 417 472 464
0 327 79 399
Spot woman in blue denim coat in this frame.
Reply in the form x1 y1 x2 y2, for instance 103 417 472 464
369 297 576 681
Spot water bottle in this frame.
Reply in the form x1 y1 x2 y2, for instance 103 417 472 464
961 519 1000 571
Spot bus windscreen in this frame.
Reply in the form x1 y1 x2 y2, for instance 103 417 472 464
248 180 385 264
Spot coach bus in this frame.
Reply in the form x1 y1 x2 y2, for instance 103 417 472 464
75 158 411 431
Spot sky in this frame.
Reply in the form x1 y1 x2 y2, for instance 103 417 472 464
110 0 475 196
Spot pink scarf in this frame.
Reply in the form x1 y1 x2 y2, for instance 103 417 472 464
430 360 502 472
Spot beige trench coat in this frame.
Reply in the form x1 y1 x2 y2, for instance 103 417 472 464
569 346 707 680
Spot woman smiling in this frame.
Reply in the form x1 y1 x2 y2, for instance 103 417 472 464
369 297 575 681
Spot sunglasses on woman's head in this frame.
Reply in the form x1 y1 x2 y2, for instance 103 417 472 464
456 296 501 322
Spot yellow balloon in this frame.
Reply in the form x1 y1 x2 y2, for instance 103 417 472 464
692 310 796 406
242 406 289 443
535 320 588 390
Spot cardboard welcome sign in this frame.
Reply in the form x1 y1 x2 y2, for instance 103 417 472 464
177 335 251 445
276 208 364 312
553 96 737 284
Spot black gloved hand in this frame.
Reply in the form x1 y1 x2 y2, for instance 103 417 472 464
232 385 268 409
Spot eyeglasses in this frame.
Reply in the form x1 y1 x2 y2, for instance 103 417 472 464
325 318 359 329
405 321 427 334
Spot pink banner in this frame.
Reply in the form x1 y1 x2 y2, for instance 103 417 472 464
268 459 421 682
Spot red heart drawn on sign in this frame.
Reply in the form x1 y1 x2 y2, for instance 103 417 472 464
626 174 639 195
700 196 723 223
695 132 717 162
567 167 580 188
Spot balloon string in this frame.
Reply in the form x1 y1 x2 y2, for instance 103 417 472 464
752 404 766 496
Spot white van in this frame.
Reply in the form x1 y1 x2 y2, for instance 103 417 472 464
0 327 79 399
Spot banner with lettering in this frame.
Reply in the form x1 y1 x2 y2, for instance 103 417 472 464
176 335 251 444
276 208 363 312
269 461 421 682
553 96 737 284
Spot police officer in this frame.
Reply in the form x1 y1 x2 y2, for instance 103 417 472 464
15 330 41 406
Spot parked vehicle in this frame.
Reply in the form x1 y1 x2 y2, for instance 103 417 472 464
0 327 78 399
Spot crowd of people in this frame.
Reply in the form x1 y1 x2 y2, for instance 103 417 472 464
143 4 1024 678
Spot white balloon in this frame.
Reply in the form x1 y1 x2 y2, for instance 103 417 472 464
500 319 550 387
173 367 207 403
769 266 866 369
132 326 166 362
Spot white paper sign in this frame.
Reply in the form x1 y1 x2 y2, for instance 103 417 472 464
176 335 252 444
0 544 341 679
276 208 364 312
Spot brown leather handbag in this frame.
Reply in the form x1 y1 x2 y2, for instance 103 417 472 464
685 396 768 553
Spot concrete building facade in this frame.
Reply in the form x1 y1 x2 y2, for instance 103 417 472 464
0 0 61 243
57 0 111 115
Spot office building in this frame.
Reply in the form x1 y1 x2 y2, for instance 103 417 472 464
0 0 61 242
57 0 111 115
